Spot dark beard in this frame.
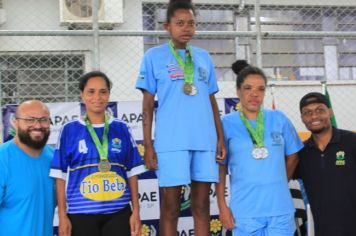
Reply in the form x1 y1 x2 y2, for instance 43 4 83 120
310 127 325 134
310 124 331 135
17 128 50 150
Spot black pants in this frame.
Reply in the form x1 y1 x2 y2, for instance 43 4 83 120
68 205 131 236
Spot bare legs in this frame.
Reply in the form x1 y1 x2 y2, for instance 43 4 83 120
159 186 181 236
159 181 211 236
191 181 211 236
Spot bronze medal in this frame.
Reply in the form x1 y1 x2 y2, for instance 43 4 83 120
98 159 111 172
183 83 192 95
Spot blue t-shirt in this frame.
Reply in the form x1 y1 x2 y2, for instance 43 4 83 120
0 140 55 236
50 118 146 214
221 109 303 218
136 43 218 152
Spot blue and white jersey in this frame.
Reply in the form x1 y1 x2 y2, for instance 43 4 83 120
136 43 218 152
221 109 303 218
50 117 146 214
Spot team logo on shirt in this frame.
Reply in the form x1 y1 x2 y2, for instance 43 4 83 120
167 63 184 80
198 67 208 83
271 132 283 145
111 138 122 153
335 151 346 166
80 172 127 201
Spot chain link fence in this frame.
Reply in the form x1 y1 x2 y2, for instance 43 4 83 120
1 0 356 136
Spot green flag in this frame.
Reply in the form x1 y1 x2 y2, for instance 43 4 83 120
324 86 337 127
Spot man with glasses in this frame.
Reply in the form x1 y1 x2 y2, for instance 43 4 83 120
0 100 55 236
297 92 356 236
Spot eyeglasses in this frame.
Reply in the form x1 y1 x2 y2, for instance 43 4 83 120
15 117 51 126
301 108 328 117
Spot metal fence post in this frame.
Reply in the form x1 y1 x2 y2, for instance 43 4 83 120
92 0 100 70
254 0 262 68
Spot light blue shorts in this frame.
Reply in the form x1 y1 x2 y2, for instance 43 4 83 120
233 213 296 236
156 150 218 187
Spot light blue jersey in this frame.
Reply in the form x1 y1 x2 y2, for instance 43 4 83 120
0 140 55 236
136 43 218 152
50 117 146 214
221 109 303 218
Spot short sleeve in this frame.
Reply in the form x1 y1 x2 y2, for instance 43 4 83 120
280 111 304 156
123 125 146 178
49 125 70 180
135 51 157 95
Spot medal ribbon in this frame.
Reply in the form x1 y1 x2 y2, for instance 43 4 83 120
240 111 265 147
168 40 194 85
85 114 109 161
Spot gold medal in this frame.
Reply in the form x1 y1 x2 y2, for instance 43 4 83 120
98 159 111 172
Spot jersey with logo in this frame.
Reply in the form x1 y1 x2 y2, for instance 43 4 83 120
136 43 219 152
221 109 304 218
50 117 145 214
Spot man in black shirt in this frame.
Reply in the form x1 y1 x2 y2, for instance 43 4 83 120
297 92 356 236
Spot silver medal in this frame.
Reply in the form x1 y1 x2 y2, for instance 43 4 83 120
252 147 268 160
189 84 198 96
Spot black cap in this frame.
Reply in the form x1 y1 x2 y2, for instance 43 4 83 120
299 92 330 111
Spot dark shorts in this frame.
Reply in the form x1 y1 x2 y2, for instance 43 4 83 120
68 205 131 236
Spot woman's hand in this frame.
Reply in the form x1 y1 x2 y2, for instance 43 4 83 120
144 145 158 170
216 139 227 162
129 210 141 236
219 205 235 230
58 215 72 236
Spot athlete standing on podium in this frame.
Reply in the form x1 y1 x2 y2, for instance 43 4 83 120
136 0 226 235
